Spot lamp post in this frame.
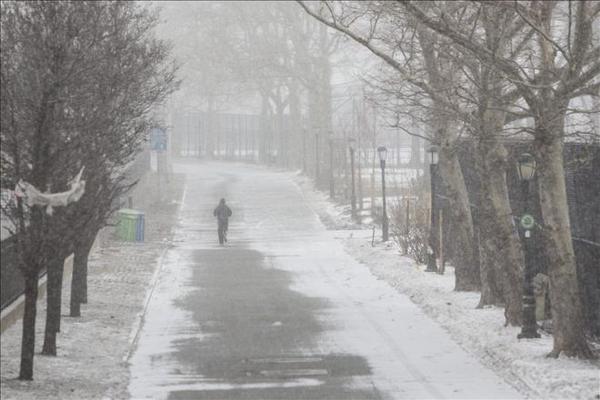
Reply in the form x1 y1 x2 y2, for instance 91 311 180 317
315 132 320 184
426 145 439 272
349 138 357 219
302 126 307 173
517 152 541 339
329 132 334 199
377 146 389 242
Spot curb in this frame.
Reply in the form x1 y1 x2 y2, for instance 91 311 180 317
0 254 74 334
122 245 170 363
122 179 186 363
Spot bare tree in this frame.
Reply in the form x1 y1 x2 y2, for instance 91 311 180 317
297 0 482 291
400 0 599 359
0 1 177 379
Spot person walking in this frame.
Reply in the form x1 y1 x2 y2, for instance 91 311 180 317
213 198 232 245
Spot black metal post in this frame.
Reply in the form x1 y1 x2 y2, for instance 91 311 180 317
380 159 388 242
315 133 320 183
350 147 356 219
518 179 540 339
426 163 438 272
302 128 307 173
329 138 334 198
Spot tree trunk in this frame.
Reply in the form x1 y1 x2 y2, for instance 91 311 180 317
71 234 94 315
78 233 99 304
318 23 333 138
477 140 523 324
81 249 88 304
276 100 286 168
439 146 480 291
476 203 504 308
288 79 302 169
410 134 421 167
259 94 270 164
417 26 479 290
42 256 65 356
474 50 524 323
357 140 363 211
535 131 593 358
18 273 39 380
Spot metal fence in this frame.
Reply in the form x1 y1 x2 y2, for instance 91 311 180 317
433 141 600 335
0 148 151 311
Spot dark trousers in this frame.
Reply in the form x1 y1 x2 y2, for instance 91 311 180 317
217 220 228 244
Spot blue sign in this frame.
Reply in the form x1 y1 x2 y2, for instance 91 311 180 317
150 128 167 151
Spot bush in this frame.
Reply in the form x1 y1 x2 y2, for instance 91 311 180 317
390 199 431 264
387 175 432 264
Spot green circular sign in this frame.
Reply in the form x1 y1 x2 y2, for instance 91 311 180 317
520 214 535 229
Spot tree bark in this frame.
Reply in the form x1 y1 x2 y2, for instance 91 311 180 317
288 79 302 169
410 134 421 167
70 233 95 315
417 25 480 291
477 139 523 324
18 273 39 380
476 194 504 308
474 8 524 323
81 249 88 304
535 128 594 358
259 93 270 164
70 244 86 317
42 255 65 356
439 145 480 291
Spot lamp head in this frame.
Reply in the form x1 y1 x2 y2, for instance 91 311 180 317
517 152 536 181
428 145 439 165
348 138 356 151
377 146 387 162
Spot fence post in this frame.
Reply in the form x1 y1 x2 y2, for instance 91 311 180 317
439 208 445 274
404 197 410 255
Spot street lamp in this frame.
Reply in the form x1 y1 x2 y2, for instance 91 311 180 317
517 152 536 181
329 131 335 199
426 145 439 272
377 146 389 242
517 152 541 339
349 138 357 219
315 132 320 183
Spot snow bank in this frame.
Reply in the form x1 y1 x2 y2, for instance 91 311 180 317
291 171 600 400
0 172 184 400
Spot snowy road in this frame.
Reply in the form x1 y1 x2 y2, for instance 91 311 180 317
128 160 522 400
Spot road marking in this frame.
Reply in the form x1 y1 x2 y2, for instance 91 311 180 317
249 357 323 363
259 369 329 377
154 378 324 392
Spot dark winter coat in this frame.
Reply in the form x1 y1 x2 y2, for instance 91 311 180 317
213 203 232 225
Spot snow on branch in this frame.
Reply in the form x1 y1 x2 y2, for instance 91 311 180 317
15 167 86 215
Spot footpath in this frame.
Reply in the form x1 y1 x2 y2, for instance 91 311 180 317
0 172 184 400
292 171 600 400
1 166 598 400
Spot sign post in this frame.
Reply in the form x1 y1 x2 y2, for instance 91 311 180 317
150 128 167 202
150 128 167 152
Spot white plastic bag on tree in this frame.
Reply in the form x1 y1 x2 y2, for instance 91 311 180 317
15 167 86 215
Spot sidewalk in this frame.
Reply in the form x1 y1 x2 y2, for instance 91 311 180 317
0 172 184 400
292 171 600 400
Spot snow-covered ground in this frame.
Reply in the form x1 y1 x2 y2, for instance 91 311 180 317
128 161 522 399
1 164 597 400
0 173 184 400
291 171 600 400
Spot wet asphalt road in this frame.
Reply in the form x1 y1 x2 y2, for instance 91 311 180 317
128 160 523 400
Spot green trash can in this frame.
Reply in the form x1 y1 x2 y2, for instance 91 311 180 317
117 209 145 242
